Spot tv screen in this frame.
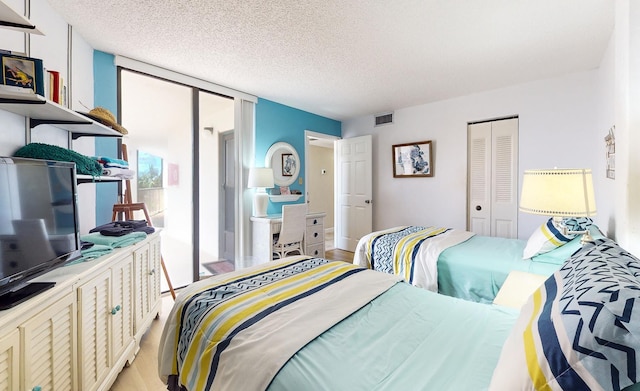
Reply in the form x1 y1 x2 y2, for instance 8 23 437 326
0 157 81 304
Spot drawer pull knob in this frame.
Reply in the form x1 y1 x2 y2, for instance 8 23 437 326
111 305 122 315
314 250 319 255
149 268 156 275
314 232 318 238
313 219 317 224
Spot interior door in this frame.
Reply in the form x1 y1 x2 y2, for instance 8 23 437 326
335 135 372 251
468 122 492 235
467 118 518 238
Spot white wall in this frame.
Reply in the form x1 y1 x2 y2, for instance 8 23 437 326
0 0 96 234
613 0 640 254
343 69 607 240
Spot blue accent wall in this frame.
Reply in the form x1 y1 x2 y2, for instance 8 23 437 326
93 50 119 224
255 98 341 214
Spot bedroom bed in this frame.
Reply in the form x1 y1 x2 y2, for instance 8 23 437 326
158 255 517 390
158 238 640 391
353 223 602 303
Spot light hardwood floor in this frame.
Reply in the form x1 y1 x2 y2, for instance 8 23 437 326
109 249 354 390
110 293 175 391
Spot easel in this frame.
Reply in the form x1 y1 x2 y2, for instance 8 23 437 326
111 144 176 300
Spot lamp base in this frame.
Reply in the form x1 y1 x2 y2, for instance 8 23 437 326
253 192 269 217
551 216 594 244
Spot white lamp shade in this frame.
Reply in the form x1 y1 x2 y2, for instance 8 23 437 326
248 167 274 188
520 168 596 217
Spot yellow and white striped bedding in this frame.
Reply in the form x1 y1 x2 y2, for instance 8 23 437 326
158 256 400 391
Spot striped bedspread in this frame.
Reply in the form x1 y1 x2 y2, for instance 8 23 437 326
354 226 474 291
158 256 400 391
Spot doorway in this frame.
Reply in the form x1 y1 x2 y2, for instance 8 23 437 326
305 131 339 250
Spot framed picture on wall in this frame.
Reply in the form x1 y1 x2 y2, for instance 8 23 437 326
281 153 295 176
392 140 433 177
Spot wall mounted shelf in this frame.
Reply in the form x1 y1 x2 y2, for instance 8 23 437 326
269 194 302 202
0 93 123 138
0 1 43 35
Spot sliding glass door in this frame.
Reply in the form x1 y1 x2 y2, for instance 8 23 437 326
120 69 194 289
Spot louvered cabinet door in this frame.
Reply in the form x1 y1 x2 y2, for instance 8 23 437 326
21 291 77 391
133 243 151 335
111 255 134 361
78 272 111 391
148 236 162 313
0 329 19 391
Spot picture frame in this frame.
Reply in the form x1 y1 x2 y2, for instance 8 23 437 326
392 140 433 178
0 53 44 96
281 153 295 177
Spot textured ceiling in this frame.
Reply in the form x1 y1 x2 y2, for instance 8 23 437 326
46 0 614 121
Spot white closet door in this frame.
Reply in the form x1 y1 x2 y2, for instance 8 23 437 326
491 118 519 238
467 118 518 238
468 122 492 236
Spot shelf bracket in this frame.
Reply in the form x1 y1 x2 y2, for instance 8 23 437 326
0 20 36 30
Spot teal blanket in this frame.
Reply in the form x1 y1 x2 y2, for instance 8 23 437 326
437 226 605 303
66 244 114 265
13 142 103 176
81 231 147 248
269 283 518 390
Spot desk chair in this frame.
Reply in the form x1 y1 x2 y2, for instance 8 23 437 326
273 203 307 259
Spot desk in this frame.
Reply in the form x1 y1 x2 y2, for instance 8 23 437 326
251 212 326 262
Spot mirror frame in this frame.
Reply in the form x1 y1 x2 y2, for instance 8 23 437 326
265 142 300 187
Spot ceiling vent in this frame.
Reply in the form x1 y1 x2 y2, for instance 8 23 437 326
374 112 393 126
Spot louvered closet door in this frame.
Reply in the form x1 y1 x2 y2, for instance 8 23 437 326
468 122 492 235
490 118 518 238
467 118 518 238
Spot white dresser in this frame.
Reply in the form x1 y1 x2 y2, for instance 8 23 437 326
251 212 326 263
0 233 162 391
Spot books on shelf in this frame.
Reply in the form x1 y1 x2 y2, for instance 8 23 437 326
46 69 65 105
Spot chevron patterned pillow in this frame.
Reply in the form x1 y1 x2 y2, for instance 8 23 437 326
523 217 593 259
491 238 640 391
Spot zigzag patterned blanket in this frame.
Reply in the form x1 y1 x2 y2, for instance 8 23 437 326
158 256 400 391
491 238 640 390
355 226 474 290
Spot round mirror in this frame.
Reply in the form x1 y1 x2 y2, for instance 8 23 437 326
265 142 300 187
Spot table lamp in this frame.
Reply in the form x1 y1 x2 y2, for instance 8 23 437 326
248 167 274 217
519 168 596 243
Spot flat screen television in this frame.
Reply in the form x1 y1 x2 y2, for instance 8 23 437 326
0 156 81 309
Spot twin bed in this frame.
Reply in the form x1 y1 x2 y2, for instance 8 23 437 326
159 238 640 391
353 224 602 303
